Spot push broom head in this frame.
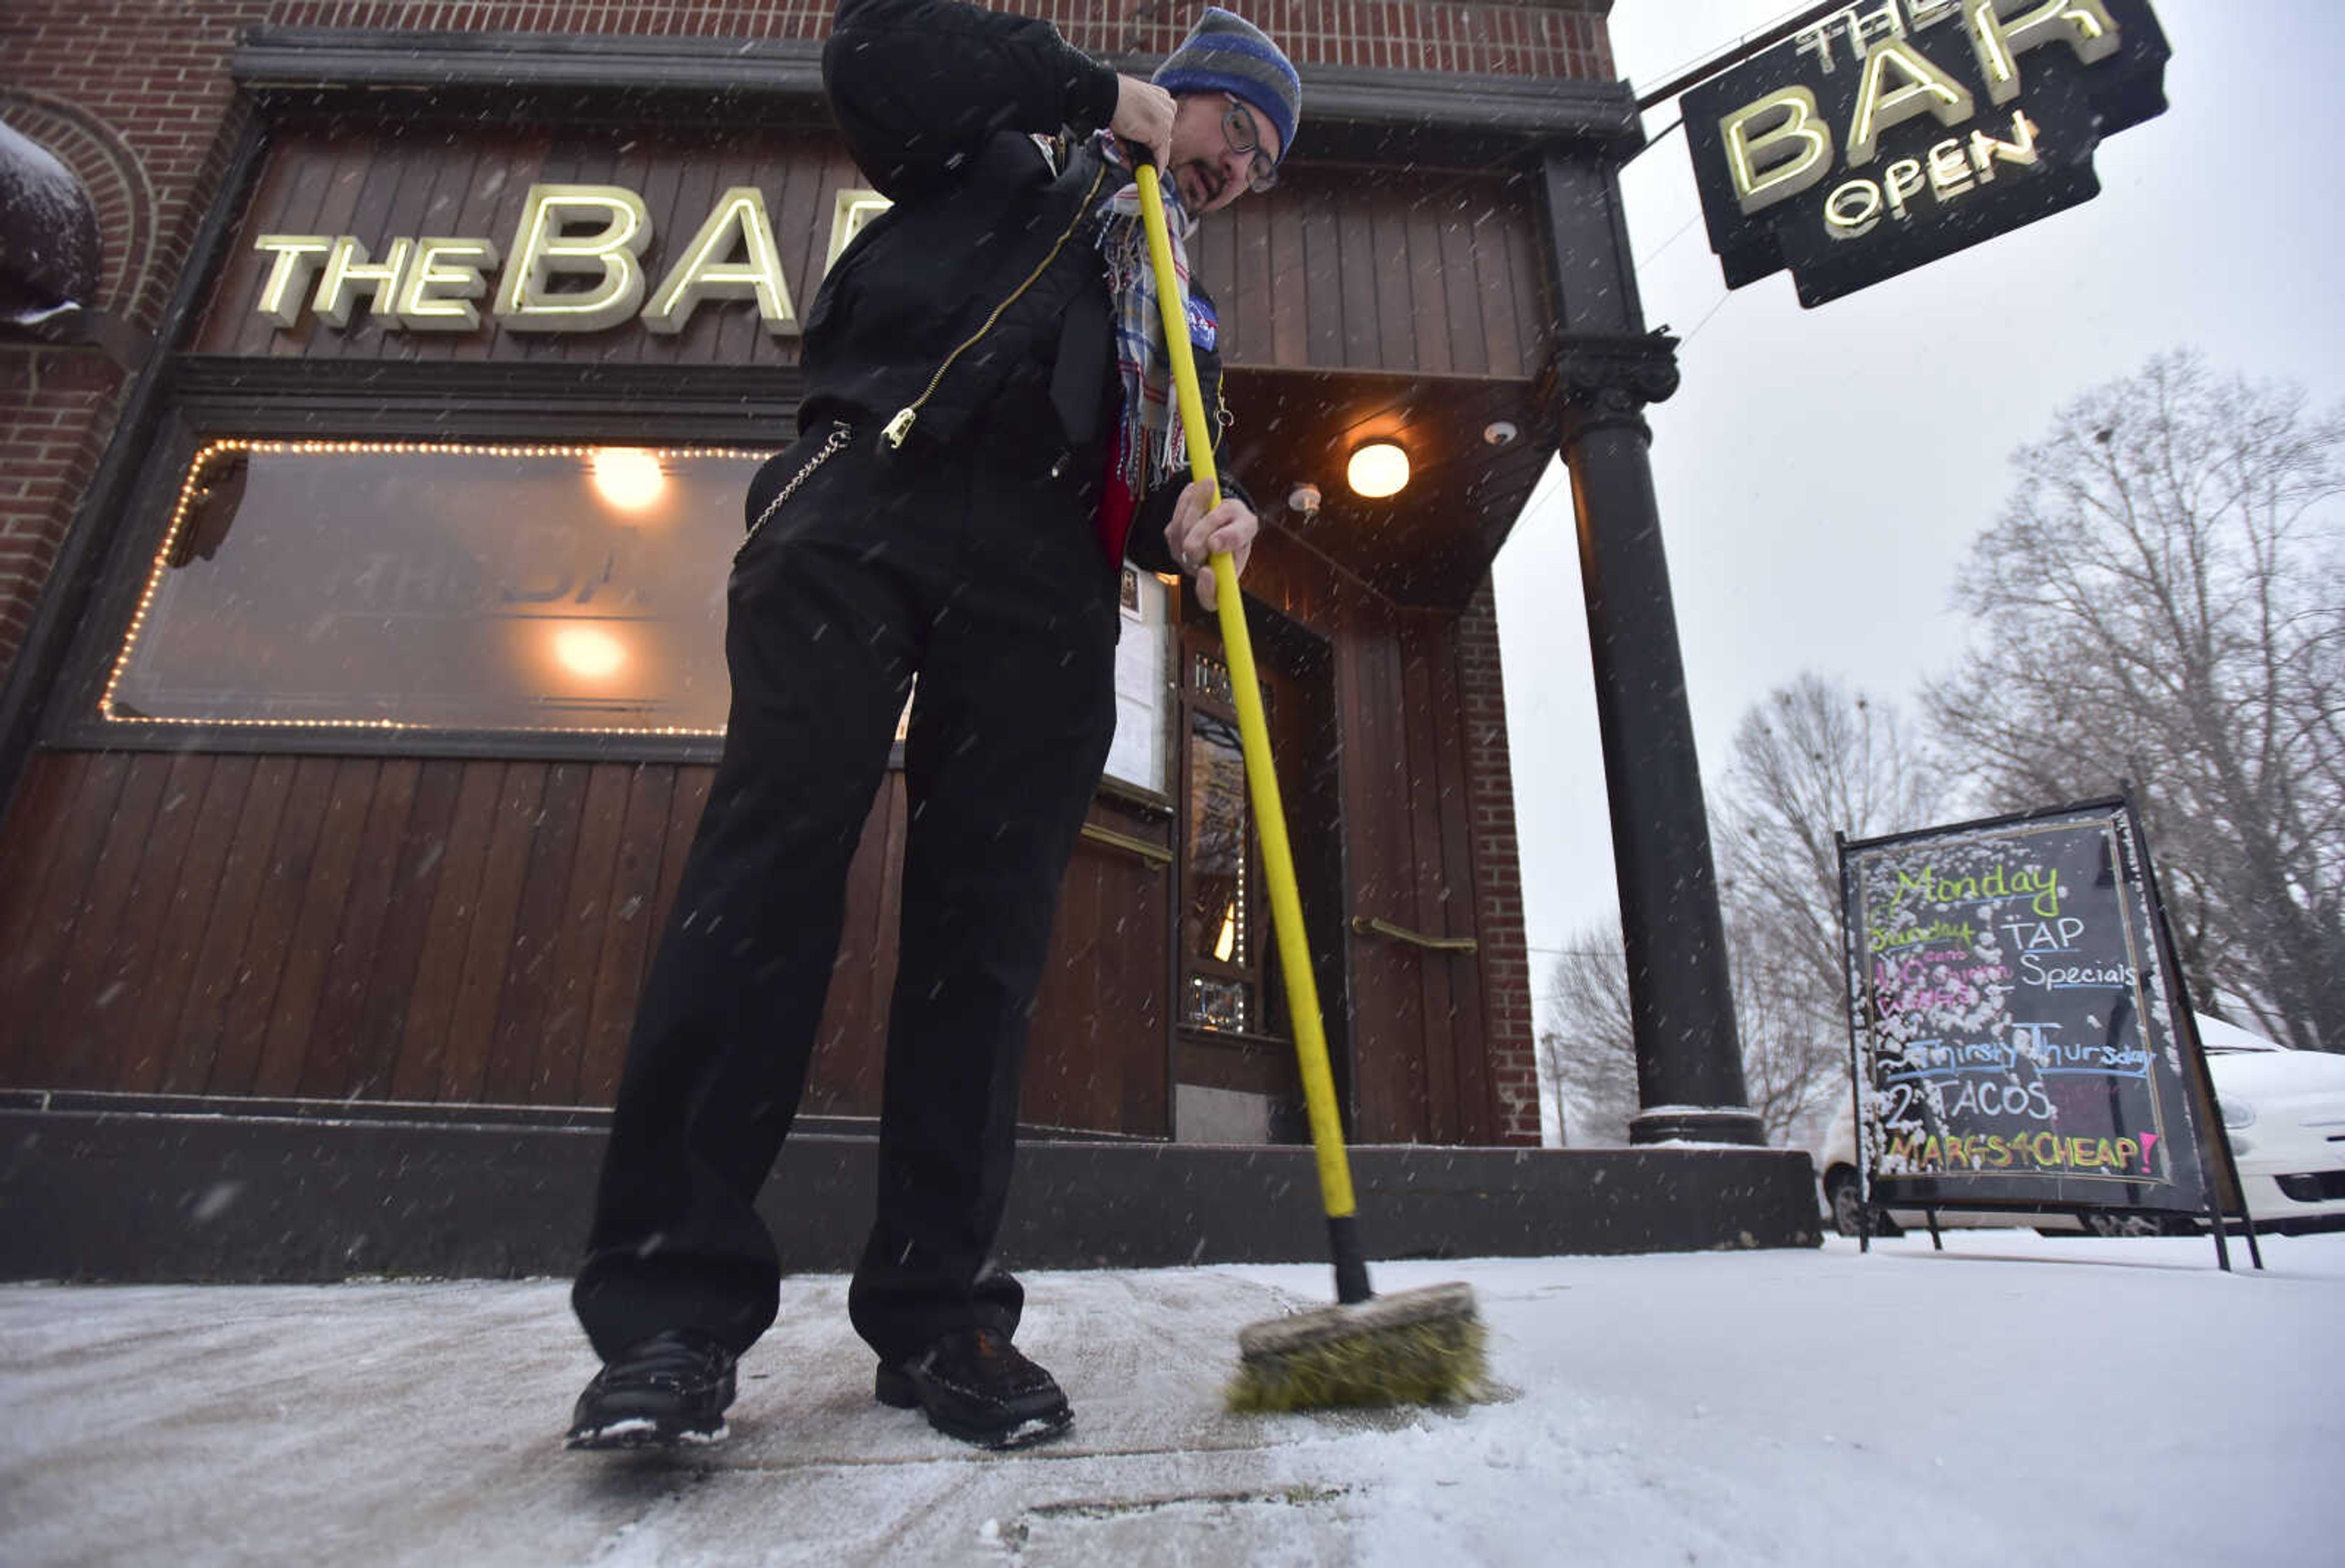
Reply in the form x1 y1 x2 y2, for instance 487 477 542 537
1227 1281 1487 1412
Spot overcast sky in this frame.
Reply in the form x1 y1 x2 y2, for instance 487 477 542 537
1491 0 2345 1053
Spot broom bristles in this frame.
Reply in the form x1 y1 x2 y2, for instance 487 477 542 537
1226 1282 1487 1412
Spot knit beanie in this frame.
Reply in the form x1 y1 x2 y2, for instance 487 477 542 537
1151 8 1301 164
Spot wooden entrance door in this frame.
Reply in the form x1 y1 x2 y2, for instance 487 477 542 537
1169 598 1347 1143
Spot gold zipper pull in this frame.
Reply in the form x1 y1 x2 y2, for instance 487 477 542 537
882 407 917 449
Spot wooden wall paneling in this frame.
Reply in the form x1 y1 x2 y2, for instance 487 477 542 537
194 138 305 355
599 132 662 370
1071 806 1171 1138
512 136 591 371
1397 617 1457 1142
162 750 297 1097
629 134 702 371
0 754 84 1078
533 760 634 1103
276 133 388 363
1503 189 1553 374
451 132 553 366
0 753 118 1076
81 752 205 1091
37 754 169 1087
344 129 443 365
572 136 631 371
257 132 353 360
1356 614 1421 1141
1435 186 1491 377
1420 612 1494 1140
1343 603 1419 1139
298 757 424 1097
131 753 258 1092
1227 187 1275 370
1333 185 1383 372
409 132 500 367
1024 835 1105 1130
771 142 826 353
1401 188 1452 377
1120 837 1172 1136
385 760 507 1098
437 760 556 1103
476 760 589 1103
206 755 339 1097
1298 185 1344 369
1367 186 1420 372
1328 584 1378 1134
774 144 851 374
710 136 768 372
575 764 676 1105
253 757 381 1097
334 757 462 1097
1472 195 1527 381
1069 835 1122 1130
1267 195 1308 367
400 129 485 368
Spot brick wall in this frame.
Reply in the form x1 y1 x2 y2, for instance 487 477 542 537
262 1 1612 77
2 0 261 678
1458 575 1536 1144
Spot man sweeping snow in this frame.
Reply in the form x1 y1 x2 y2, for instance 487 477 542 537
567 2 1298 1453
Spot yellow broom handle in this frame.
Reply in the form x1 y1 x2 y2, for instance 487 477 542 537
1135 165 1356 1221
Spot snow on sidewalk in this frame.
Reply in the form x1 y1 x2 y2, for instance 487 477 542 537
2 1232 2338 1566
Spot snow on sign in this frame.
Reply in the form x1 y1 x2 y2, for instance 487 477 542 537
1838 798 2215 1220
1682 0 2172 307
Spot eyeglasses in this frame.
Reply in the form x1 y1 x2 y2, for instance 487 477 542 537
1222 100 1279 194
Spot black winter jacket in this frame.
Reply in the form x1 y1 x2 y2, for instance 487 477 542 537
808 0 1244 574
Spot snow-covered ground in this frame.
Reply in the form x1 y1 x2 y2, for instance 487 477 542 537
3 1232 2338 1566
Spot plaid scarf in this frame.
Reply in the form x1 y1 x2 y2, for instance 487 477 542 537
1088 132 1196 492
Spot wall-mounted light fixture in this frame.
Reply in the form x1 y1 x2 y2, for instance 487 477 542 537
1287 482 1322 520
1346 440 1409 499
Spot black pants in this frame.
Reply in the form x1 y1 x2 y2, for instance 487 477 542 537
572 424 1120 1367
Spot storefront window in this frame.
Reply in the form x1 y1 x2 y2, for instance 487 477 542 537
105 439 762 735
1181 648 1259 1034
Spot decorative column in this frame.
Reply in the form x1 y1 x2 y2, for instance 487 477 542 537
1552 330 1765 1147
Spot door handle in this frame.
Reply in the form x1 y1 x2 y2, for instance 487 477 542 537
1348 915 1477 953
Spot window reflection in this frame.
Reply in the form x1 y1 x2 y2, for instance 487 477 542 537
1183 706 1252 1032
105 440 765 735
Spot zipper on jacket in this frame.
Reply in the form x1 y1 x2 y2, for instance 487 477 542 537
883 159 1111 451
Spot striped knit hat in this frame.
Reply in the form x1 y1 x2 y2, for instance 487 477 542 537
1152 8 1301 164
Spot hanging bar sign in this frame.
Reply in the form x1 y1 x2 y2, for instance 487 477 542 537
1682 1 2171 307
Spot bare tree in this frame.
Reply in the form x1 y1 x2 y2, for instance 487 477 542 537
1712 675 1952 1147
1926 352 2345 1051
1536 924 1639 1147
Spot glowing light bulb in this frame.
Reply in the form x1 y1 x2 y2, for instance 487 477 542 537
590 448 666 511
551 625 628 680
1347 440 1409 498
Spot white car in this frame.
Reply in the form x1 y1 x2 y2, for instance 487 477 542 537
2200 1015 2345 1233
1816 1014 2345 1238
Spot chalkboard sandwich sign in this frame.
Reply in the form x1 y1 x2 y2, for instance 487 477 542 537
1837 796 2256 1266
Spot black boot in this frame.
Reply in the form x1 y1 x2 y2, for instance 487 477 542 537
567 1329 738 1450
875 1327 1072 1450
